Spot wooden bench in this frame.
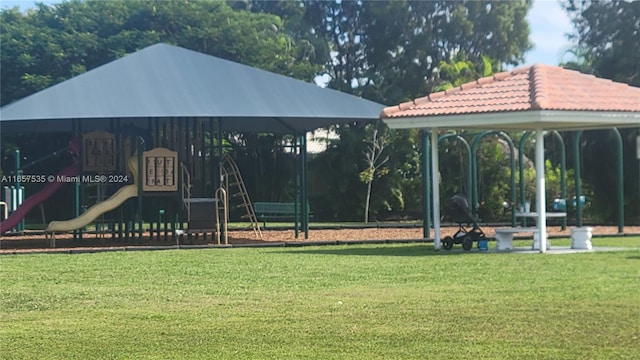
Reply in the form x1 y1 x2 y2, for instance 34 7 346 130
253 202 312 227
494 227 540 251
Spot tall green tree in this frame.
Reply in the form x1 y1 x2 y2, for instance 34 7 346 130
561 0 640 223
249 0 531 103
259 0 533 221
0 0 323 106
562 0 640 86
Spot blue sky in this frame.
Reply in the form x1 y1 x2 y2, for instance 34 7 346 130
2 0 575 66
525 0 575 65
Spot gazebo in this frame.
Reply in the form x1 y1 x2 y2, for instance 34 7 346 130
0 43 384 239
381 64 640 253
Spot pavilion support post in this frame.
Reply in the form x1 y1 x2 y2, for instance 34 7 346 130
210 118 218 193
137 137 145 241
463 138 472 206
504 133 517 228
535 128 547 253
421 130 431 239
294 132 300 239
15 149 23 233
574 131 584 227
200 119 206 194
216 118 223 196
551 131 567 230
185 119 191 186
430 129 441 249
176 119 184 229
518 131 531 227
611 128 624 233
300 132 309 239
74 119 82 241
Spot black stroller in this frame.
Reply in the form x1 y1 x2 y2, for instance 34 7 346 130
442 194 487 251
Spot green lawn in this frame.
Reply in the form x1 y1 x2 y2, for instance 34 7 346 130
1 237 639 359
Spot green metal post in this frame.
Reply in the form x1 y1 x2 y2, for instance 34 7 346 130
574 130 583 227
209 118 216 193
551 131 567 230
301 132 309 239
294 132 300 239
185 118 191 178
157 209 164 242
14 149 23 232
137 137 144 241
116 118 122 175
200 119 206 194
421 130 431 238
217 119 223 192
176 119 183 229
611 128 624 233
500 132 517 227
518 131 531 226
74 119 82 241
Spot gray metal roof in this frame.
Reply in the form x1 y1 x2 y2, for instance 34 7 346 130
0 43 383 133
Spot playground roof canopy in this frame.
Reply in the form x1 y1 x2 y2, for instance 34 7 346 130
0 43 384 133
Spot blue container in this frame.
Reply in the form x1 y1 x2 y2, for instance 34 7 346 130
477 239 489 251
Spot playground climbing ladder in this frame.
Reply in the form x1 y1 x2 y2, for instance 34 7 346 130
222 153 262 239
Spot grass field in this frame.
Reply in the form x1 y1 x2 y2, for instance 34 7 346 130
1 237 639 359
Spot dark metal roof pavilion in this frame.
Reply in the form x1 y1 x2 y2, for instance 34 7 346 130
0 43 383 133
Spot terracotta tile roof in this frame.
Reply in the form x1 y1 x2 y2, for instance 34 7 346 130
381 64 640 118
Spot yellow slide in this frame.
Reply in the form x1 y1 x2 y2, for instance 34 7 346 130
46 156 139 233
46 185 137 232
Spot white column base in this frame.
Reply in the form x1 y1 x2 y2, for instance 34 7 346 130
532 232 550 250
495 233 514 251
571 227 593 250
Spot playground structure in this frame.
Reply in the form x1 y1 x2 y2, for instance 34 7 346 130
0 133 306 249
0 125 264 247
0 44 383 246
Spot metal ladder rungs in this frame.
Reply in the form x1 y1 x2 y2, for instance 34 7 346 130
222 153 262 239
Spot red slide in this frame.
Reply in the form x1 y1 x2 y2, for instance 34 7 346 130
1 164 79 234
